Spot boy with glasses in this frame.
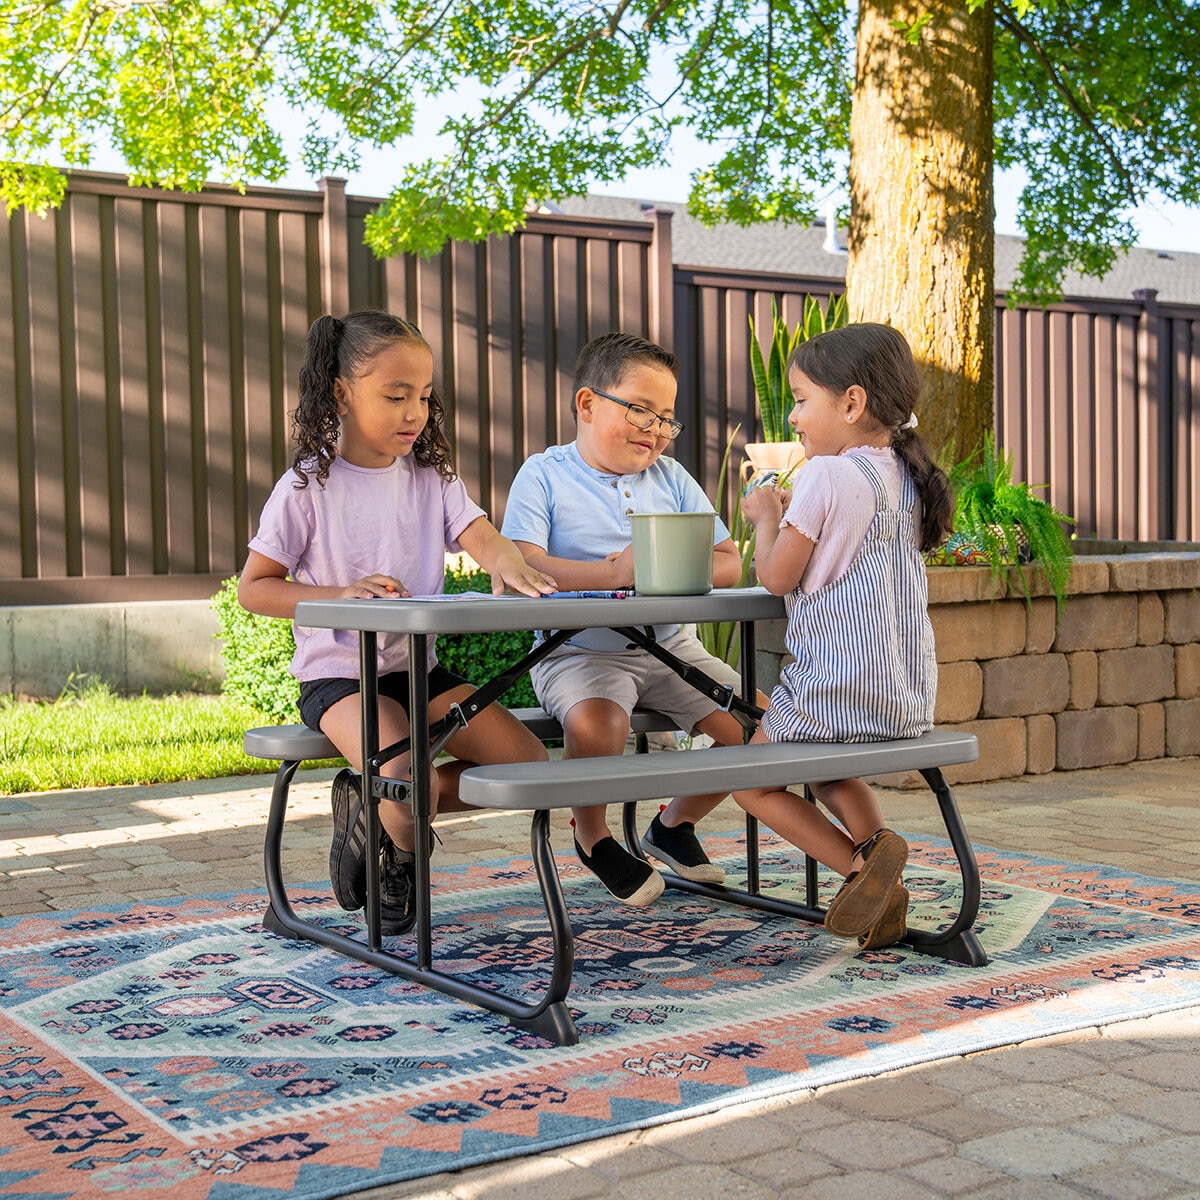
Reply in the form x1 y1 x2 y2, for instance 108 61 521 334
502 332 758 905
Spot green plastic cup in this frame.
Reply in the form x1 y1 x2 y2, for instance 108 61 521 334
630 512 716 595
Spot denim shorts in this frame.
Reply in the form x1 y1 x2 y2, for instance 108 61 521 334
298 664 469 732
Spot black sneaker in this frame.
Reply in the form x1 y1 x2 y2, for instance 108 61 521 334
329 769 368 911
641 809 726 884
575 836 664 907
379 842 417 936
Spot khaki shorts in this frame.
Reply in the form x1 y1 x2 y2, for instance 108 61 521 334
530 629 743 735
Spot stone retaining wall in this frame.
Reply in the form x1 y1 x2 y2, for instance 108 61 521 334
756 551 1200 785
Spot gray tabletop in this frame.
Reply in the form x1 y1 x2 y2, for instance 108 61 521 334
295 586 785 637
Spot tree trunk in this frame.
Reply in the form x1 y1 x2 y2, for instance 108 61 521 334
846 0 994 466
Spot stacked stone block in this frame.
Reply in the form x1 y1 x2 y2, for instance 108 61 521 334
927 553 1200 783
756 550 1200 785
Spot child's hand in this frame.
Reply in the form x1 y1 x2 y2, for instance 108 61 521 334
604 545 635 587
741 485 785 526
491 560 557 598
342 574 410 599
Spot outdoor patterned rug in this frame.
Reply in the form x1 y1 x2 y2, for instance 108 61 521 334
3 834 1200 1200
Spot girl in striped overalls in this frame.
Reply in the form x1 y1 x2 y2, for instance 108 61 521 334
736 323 953 951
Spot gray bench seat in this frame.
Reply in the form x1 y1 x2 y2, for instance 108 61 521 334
459 730 979 809
242 706 680 765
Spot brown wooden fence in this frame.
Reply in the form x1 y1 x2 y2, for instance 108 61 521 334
3 171 1197 604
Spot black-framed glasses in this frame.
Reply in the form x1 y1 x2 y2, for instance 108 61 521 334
591 388 685 440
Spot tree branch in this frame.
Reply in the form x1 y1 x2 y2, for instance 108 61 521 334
995 3 1135 199
0 2 107 132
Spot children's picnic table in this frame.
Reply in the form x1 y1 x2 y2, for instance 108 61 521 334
256 588 981 1045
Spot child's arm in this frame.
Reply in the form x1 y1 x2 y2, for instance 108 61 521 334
238 550 409 619
742 488 815 595
457 518 558 597
510 540 636 591
713 538 744 587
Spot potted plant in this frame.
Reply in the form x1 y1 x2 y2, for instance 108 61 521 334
928 433 1076 610
745 293 848 485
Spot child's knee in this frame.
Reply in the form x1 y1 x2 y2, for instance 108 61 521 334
563 699 629 757
696 709 751 747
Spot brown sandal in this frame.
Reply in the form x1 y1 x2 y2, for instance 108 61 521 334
857 884 909 950
823 828 909 938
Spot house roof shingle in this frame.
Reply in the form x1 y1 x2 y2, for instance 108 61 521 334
552 194 1200 305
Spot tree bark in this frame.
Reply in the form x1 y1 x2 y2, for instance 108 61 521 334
846 0 994 465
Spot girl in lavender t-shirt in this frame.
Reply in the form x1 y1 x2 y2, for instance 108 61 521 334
239 311 557 936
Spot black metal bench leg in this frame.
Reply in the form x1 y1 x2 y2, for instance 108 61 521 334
506 809 579 1045
261 758 303 937
901 767 989 966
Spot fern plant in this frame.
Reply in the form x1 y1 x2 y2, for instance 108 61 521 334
945 433 1075 610
748 293 848 443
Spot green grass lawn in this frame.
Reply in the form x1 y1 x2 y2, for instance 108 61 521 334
0 680 341 794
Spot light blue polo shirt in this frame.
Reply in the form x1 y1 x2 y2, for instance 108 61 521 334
502 442 729 651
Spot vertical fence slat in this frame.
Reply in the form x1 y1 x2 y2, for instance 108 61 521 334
157 203 196 573
141 202 167 573
1047 310 1072 524
199 204 233 574
1176 317 1199 541
1116 315 1139 541
1093 315 1118 540
520 233 554 460
1025 311 1048 489
487 235 517 525
1070 313 1096 537
242 209 274 565
617 240 645 337
451 240 485 510
56 205 83 577
585 238 614 340
114 198 152 576
552 236 583 444
279 211 312 480
28 209 67 578
0 206 19 578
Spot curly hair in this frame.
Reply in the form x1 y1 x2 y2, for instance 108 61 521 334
789 323 954 552
290 310 455 487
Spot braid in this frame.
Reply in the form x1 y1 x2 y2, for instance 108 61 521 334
892 427 954 552
291 316 342 488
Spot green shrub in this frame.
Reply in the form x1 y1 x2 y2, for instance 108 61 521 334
212 563 539 718
211 577 299 721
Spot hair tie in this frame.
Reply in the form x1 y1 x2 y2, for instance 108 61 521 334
899 412 918 431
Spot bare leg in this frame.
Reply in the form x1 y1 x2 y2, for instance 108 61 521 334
657 701 765 829
562 697 632 853
317 693 432 851
731 729 861 874
436 683 548 814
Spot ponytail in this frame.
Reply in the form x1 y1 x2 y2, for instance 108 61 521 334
291 315 343 488
892 426 954 552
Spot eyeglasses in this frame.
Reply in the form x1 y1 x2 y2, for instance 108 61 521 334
591 388 685 440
